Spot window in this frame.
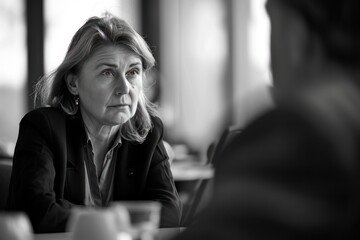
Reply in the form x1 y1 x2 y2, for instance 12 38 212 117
0 0 26 154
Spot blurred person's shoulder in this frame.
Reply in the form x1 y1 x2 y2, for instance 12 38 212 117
278 79 360 132
218 80 359 161
222 78 360 170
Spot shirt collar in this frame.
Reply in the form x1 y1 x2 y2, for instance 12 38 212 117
84 125 122 151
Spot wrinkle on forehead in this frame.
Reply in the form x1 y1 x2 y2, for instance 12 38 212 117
87 45 142 70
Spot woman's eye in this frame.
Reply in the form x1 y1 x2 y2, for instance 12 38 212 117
102 70 114 77
126 69 140 77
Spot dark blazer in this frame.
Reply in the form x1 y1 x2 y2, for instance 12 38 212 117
7 107 182 233
177 80 360 239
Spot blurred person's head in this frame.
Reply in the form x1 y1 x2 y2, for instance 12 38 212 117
35 12 157 143
266 0 360 100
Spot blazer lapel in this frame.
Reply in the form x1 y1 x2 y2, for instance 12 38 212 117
113 139 151 200
64 115 86 204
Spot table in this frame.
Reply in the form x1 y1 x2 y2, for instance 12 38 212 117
34 228 184 240
170 161 214 181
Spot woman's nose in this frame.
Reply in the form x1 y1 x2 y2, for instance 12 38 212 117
115 74 130 95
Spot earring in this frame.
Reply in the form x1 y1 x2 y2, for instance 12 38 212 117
74 95 79 106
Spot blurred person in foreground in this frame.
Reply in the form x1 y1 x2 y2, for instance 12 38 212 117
177 0 360 239
7 13 182 233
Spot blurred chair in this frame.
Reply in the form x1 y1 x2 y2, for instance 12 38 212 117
210 125 242 166
0 159 12 210
181 126 241 226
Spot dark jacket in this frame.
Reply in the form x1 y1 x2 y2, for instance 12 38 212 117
7 107 182 233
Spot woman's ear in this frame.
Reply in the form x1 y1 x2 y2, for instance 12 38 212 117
287 9 324 74
65 74 79 95
287 12 311 65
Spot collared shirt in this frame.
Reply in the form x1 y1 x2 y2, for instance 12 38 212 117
83 129 122 207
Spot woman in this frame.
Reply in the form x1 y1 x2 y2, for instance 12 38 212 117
7 13 182 233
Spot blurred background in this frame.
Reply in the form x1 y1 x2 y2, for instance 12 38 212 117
0 0 273 162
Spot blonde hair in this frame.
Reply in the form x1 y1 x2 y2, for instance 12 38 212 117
34 12 158 143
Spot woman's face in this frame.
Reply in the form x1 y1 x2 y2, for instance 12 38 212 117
75 44 143 127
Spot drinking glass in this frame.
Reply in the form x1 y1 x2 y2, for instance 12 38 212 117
110 201 161 240
66 208 118 240
0 212 33 240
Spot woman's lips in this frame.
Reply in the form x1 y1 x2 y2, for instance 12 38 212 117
108 104 130 109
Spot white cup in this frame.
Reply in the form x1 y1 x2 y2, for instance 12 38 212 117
0 212 33 240
66 209 118 240
110 201 161 240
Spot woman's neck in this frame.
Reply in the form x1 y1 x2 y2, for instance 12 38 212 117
86 124 119 147
80 109 120 145
80 108 120 174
